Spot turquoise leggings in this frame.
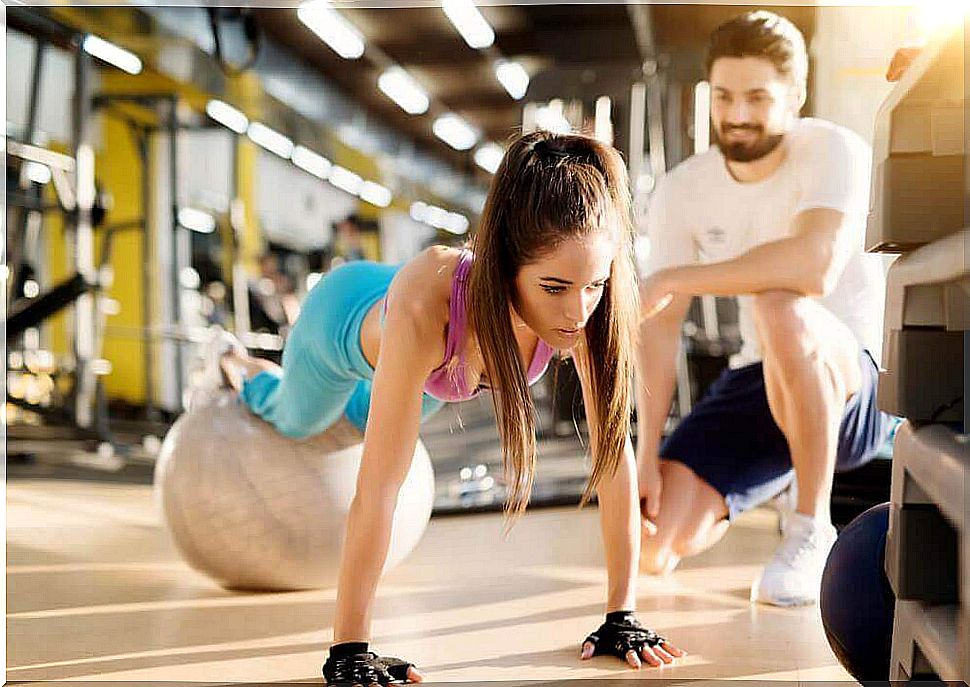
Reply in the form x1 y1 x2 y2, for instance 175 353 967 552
240 260 445 437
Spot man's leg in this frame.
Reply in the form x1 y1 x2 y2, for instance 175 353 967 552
641 460 730 575
752 290 862 522
641 359 798 576
750 290 862 605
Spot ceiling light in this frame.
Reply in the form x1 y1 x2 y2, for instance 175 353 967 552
535 101 571 134
298 0 366 59
410 201 429 222
292 145 332 179
82 34 142 75
247 122 294 159
442 0 494 49
433 114 479 150
329 165 363 195
360 181 392 207
494 59 529 100
206 99 248 134
378 66 430 115
178 207 216 233
474 142 503 174
594 95 613 144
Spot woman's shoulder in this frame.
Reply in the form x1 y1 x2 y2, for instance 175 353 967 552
386 245 463 322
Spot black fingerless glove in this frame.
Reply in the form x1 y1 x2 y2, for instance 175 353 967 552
584 611 667 658
322 642 414 685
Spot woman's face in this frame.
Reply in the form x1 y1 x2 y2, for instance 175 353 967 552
512 230 616 349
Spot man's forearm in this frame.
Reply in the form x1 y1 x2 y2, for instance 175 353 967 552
635 315 682 465
670 235 828 298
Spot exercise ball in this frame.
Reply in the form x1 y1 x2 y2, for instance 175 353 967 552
154 389 434 591
820 502 895 681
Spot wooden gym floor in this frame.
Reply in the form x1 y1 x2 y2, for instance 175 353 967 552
7 479 852 683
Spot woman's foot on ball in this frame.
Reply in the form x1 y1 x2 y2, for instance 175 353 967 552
197 327 248 394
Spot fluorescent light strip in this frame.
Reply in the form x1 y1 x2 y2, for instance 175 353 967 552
494 60 529 100
473 142 503 174
594 96 612 143
426 205 449 229
378 66 430 115
445 212 469 234
206 99 248 134
82 35 142 75
329 166 363 196
360 181 392 207
442 0 494 49
410 201 429 222
292 145 332 179
298 0 366 59
535 102 571 134
178 207 216 234
693 81 711 154
411 201 469 235
247 122 294 159
433 114 479 151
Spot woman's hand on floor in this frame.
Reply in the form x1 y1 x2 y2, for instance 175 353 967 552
579 611 686 669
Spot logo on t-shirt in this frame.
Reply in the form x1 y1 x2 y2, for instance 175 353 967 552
704 226 727 244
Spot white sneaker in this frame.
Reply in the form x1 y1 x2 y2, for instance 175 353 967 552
751 511 837 607
769 479 798 535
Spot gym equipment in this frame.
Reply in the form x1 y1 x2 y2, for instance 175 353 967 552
4 14 117 455
819 502 894 682
7 273 89 341
206 8 262 76
866 23 968 682
154 389 435 591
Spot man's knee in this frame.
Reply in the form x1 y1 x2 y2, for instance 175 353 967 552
753 290 815 359
640 461 728 574
641 537 680 576
671 518 730 559
754 290 861 396
641 523 724 574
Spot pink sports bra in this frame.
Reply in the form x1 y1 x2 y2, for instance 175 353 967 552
386 249 555 402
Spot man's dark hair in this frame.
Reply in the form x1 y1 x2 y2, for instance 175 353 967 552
705 11 808 92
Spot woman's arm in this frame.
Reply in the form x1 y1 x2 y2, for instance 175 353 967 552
573 345 639 613
573 345 686 669
332 266 444 644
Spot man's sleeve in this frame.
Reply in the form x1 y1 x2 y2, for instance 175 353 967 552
793 126 872 217
639 175 696 276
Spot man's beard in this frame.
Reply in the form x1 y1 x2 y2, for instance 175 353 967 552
714 124 784 162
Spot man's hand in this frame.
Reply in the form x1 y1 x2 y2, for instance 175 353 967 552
638 458 662 535
640 270 676 320
886 46 922 82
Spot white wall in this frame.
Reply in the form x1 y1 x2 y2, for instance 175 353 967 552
256 150 357 251
177 129 234 213
810 5 925 144
6 28 98 146
380 211 436 265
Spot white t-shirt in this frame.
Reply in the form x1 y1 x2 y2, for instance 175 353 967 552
641 117 885 368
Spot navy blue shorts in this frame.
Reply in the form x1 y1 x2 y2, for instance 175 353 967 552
660 349 895 519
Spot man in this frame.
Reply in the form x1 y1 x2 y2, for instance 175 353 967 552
636 11 894 606
331 214 368 266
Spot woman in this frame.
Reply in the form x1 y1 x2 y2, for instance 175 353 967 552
214 131 685 685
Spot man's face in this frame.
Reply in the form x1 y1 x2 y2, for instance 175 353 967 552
337 222 361 247
709 56 801 163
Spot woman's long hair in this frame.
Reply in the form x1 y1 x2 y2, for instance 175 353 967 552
467 130 639 524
